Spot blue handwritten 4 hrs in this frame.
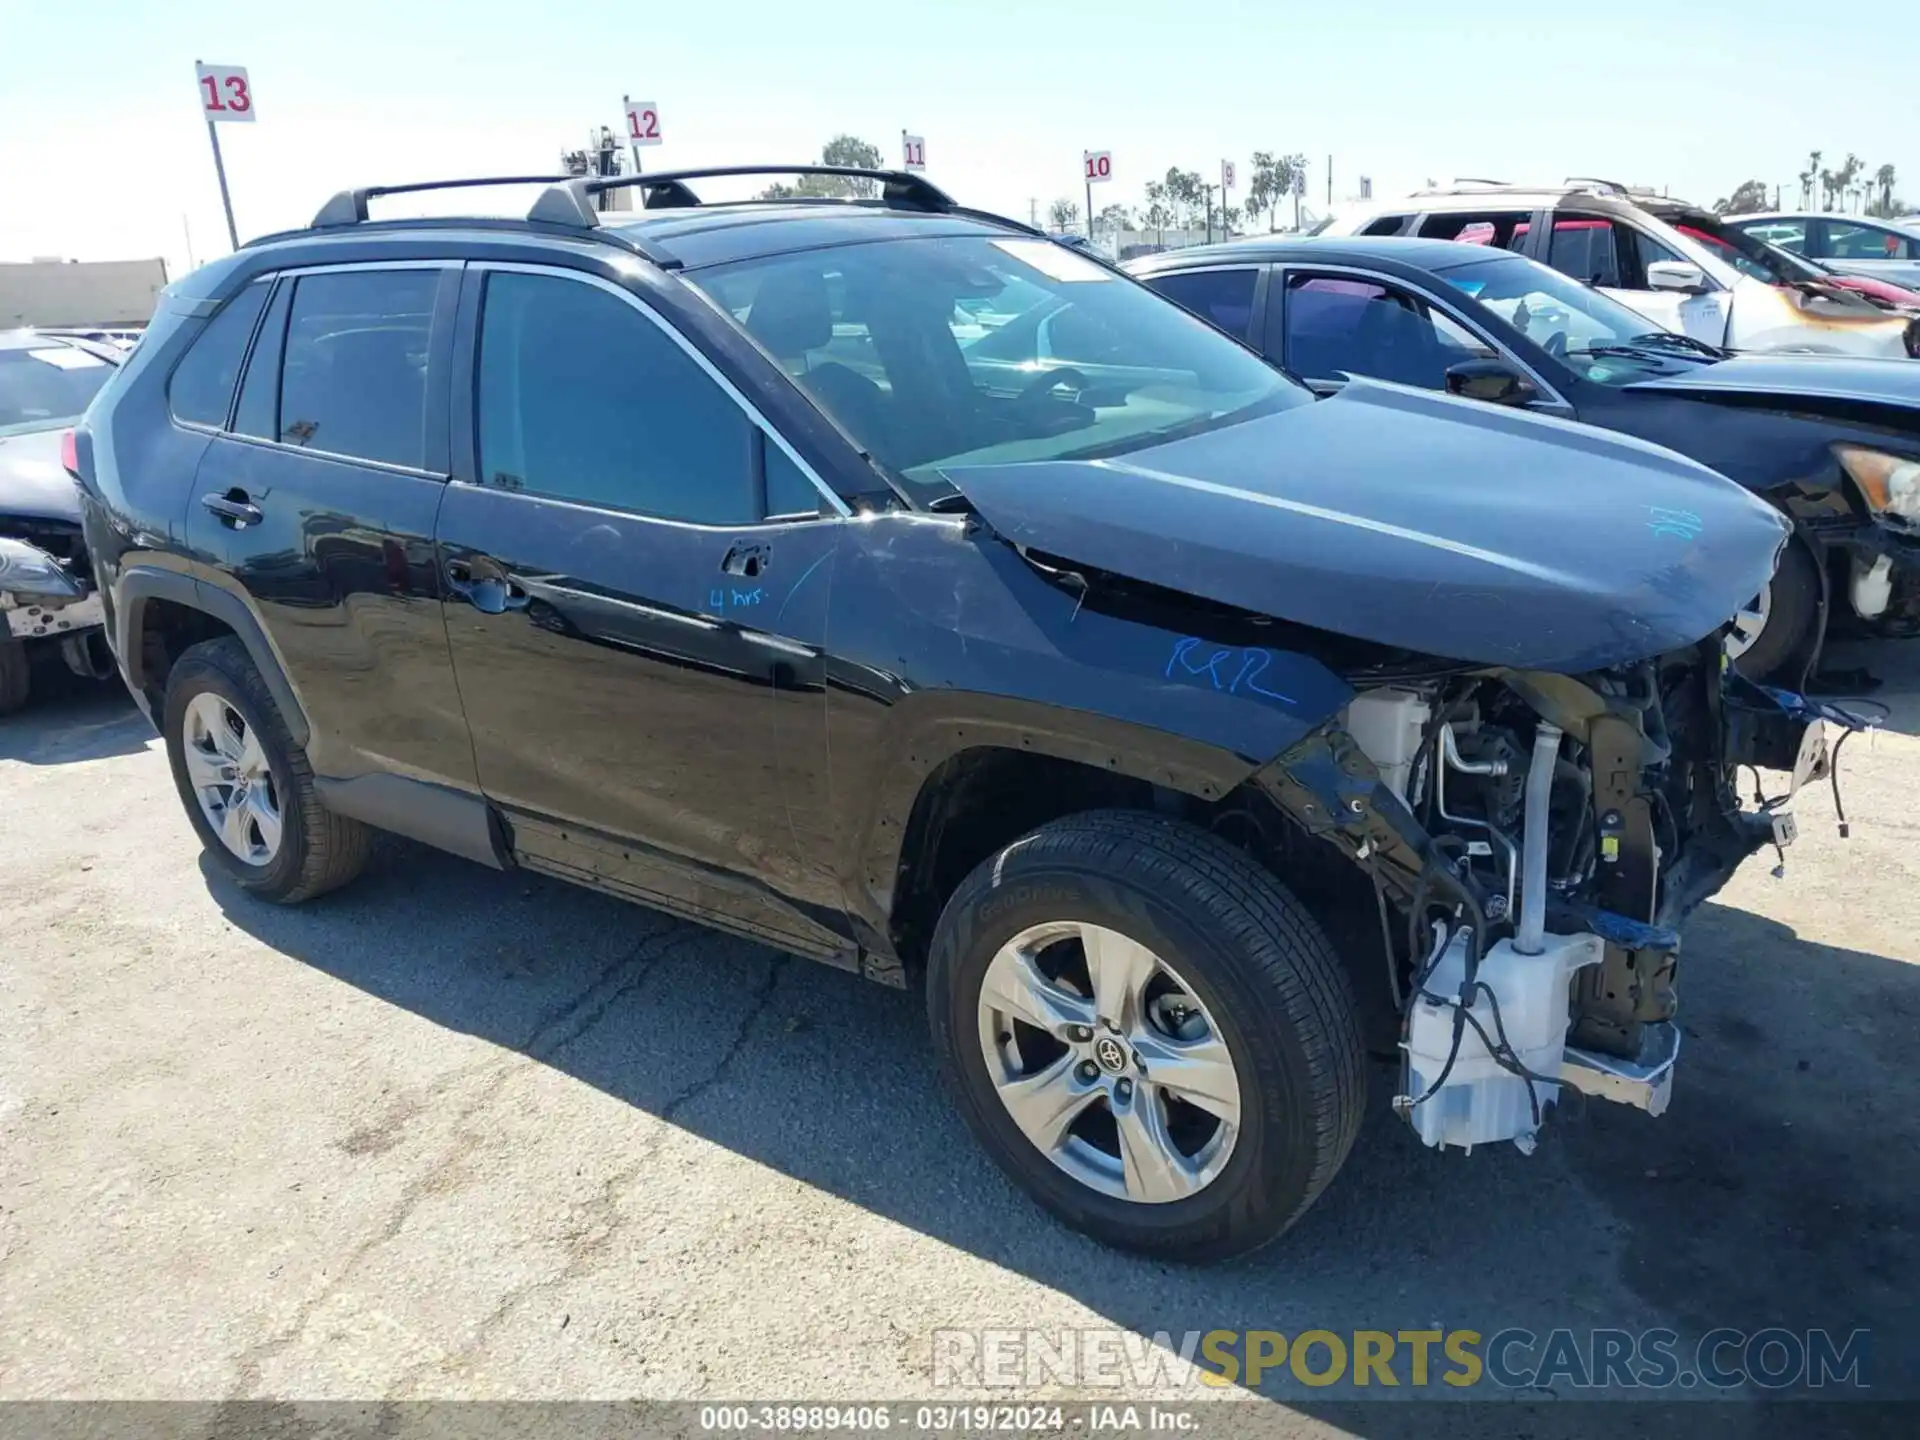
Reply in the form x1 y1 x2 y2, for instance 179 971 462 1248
1165 637 1295 704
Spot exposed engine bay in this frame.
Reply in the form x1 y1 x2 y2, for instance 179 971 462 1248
1268 646 1874 1154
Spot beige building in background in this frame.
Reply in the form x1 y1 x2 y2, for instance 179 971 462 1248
0 258 168 328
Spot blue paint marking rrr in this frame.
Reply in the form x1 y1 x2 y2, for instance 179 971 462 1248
1165 638 1297 705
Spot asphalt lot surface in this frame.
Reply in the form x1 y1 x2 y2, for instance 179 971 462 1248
3 646 1917 1438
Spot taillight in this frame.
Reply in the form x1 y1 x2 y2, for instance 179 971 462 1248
60 428 80 479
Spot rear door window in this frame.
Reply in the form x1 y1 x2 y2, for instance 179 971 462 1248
1281 273 1492 389
1359 215 1413 236
168 282 270 429
1139 268 1260 342
1419 211 1531 250
278 270 437 469
1823 221 1912 261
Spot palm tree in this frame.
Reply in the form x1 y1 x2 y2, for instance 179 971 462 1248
1799 151 1822 208
1836 154 1865 212
1877 164 1898 213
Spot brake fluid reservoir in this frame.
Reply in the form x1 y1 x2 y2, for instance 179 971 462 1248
1403 931 1605 1153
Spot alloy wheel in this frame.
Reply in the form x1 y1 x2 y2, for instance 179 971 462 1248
975 921 1242 1204
1724 582 1773 661
181 692 283 866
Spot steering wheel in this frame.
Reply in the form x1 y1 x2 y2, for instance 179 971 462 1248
1018 366 1091 406
1544 330 1569 359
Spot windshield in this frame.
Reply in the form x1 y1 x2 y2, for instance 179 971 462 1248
1432 253 1709 385
687 234 1309 490
0 342 115 437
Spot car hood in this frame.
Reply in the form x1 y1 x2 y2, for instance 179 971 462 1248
1626 354 1920 412
0 427 81 523
941 380 1790 674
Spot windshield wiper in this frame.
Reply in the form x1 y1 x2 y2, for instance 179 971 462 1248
1568 344 1699 367
1625 331 1724 359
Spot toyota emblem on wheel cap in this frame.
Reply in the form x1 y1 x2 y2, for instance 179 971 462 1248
1093 1036 1127 1073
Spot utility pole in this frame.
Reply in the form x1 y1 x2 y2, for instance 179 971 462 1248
1203 183 1216 244
1029 198 1039 227
1327 154 1333 208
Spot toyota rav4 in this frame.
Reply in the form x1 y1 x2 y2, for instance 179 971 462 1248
73 167 1856 1260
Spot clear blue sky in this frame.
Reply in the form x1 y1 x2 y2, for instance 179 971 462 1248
2 0 1914 273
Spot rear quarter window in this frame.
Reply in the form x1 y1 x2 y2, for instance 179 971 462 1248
167 282 270 429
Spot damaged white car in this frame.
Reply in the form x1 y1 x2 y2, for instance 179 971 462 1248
0 329 119 713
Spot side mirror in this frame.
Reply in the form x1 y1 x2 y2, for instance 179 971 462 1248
1646 260 1711 295
1445 358 1537 407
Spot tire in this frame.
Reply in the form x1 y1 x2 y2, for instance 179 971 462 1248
927 810 1365 1262
162 636 371 903
0 638 28 716
1728 537 1820 683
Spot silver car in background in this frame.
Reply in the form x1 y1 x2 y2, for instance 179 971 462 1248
1729 212 1920 292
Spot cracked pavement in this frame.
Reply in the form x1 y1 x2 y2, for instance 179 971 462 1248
3 648 1918 1429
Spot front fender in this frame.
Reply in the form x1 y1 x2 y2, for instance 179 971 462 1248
822 515 1358 937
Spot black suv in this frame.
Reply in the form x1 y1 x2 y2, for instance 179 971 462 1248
75 167 1836 1260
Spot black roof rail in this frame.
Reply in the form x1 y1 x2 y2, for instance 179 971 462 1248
526 165 958 227
310 176 573 229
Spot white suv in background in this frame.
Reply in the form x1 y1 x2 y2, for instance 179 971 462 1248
1322 181 1920 360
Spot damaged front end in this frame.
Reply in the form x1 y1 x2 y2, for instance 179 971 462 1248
0 525 111 685
1251 647 1873 1154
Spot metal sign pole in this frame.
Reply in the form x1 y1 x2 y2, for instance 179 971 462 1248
1084 174 1093 240
206 119 239 250
624 94 642 176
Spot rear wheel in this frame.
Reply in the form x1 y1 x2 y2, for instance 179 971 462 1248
927 811 1365 1262
163 636 371 903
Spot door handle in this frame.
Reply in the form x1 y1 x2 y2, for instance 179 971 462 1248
722 541 770 578
201 491 263 529
444 559 529 614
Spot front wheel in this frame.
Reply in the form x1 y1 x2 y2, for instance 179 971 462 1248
1726 537 1820 682
927 811 1365 1262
